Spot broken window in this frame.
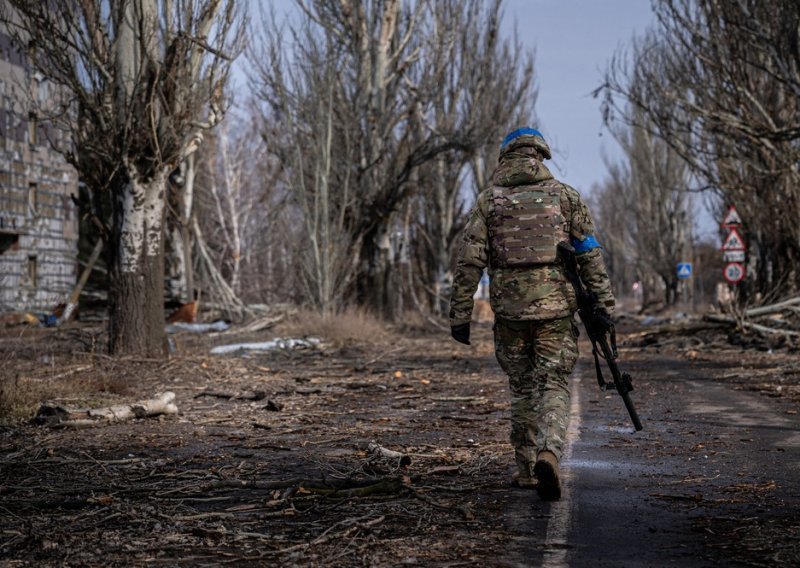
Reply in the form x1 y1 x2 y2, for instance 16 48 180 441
28 255 37 287
28 182 37 216
0 232 18 254
28 111 36 146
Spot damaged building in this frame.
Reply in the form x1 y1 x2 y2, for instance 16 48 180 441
0 30 79 313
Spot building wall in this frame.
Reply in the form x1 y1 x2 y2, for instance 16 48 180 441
0 30 79 313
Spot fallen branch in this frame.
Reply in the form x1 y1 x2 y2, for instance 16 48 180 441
233 314 286 335
59 239 103 325
367 441 412 467
35 392 178 428
194 390 267 401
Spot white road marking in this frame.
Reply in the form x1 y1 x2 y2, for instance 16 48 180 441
542 377 582 568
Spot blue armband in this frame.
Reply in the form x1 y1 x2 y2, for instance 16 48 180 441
571 235 602 253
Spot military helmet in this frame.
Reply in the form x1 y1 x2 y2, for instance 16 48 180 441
500 127 552 160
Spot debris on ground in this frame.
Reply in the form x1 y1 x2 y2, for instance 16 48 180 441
166 320 231 334
1 316 797 565
623 297 800 353
210 337 322 355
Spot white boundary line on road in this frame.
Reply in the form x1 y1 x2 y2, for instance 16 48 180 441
542 376 582 568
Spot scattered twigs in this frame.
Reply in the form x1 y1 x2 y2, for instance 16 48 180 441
410 489 475 521
355 346 406 371
272 514 385 555
205 475 407 498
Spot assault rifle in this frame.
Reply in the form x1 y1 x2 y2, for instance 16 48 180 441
557 242 643 431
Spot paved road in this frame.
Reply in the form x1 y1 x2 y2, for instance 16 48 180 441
500 350 800 567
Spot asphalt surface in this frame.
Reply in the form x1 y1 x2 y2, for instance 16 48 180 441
531 351 800 568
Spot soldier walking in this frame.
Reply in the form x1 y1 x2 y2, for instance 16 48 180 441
449 128 615 500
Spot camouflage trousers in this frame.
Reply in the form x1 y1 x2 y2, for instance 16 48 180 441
493 316 579 478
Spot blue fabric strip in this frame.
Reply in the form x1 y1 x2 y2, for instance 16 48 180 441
571 234 602 253
501 128 544 148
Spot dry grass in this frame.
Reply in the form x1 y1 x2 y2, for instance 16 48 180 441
0 368 133 425
0 325 129 424
281 306 390 346
0 375 54 424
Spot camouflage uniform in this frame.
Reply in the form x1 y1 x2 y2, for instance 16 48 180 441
449 130 614 480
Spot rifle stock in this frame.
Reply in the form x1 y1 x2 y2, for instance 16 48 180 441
557 242 643 431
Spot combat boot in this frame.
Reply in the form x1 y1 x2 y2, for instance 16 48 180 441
533 450 561 500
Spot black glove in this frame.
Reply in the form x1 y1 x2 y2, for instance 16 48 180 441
451 323 471 345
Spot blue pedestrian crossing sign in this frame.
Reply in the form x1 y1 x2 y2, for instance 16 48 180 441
677 262 693 279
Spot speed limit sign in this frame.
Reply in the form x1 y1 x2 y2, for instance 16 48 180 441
724 262 745 284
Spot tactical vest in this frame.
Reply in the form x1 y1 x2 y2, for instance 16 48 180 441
488 181 569 267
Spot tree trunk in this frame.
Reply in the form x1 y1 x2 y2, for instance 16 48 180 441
108 173 168 356
359 225 396 320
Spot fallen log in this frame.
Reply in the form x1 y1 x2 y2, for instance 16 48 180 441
703 314 800 337
35 392 178 428
744 297 800 318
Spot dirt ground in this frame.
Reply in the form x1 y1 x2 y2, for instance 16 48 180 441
1 316 798 566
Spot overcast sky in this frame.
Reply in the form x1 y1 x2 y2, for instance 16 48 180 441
243 0 656 194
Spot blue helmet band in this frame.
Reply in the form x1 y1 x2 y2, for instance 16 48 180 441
501 128 545 149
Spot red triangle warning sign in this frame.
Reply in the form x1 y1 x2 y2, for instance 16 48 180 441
721 227 745 251
721 206 742 227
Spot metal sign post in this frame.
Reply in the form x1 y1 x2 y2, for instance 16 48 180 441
720 205 745 288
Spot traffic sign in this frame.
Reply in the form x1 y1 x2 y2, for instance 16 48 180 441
676 262 692 279
723 262 745 284
721 205 742 227
723 250 745 263
721 227 745 251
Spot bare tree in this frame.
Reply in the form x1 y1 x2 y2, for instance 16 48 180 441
593 114 693 309
602 0 800 299
191 112 286 317
411 0 537 317
251 0 533 318
0 0 245 355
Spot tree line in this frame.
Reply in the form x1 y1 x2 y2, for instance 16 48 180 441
596 0 799 308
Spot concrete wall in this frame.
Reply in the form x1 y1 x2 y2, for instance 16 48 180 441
0 30 79 313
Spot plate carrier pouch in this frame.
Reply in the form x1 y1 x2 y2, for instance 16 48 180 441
488 181 569 267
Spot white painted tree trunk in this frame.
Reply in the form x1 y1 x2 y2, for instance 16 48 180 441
108 171 168 355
